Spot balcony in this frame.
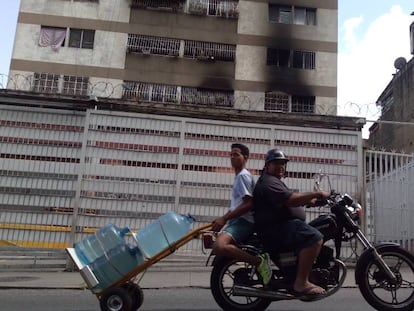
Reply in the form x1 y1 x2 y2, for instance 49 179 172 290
130 0 239 19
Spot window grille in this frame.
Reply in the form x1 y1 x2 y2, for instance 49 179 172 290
264 92 289 112
267 48 315 69
130 0 184 11
184 40 235 62
127 34 180 57
181 87 234 107
122 81 177 103
123 81 234 107
62 75 89 96
293 50 315 69
269 4 316 25
291 96 315 113
188 0 239 19
32 73 60 94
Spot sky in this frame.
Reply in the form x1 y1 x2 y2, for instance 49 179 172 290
0 1 413 138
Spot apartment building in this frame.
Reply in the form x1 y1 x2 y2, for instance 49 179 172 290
8 0 338 115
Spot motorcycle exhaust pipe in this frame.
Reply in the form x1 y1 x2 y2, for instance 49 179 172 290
233 285 295 300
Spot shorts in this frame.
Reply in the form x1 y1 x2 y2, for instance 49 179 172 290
222 217 255 245
261 218 323 255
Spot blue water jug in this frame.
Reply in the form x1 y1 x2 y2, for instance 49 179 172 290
90 244 144 292
74 224 131 266
135 212 194 258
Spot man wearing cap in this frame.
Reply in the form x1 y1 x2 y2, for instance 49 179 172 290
253 149 330 297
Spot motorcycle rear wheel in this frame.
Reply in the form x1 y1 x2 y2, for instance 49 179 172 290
357 245 414 311
210 257 272 311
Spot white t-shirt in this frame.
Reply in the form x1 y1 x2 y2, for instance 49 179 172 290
230 168 255 223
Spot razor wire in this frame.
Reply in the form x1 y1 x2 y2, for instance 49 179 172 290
0 72 382 119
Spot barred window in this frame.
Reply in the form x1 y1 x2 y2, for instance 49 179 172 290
122 81 177 103
181 87 234 107
68 28 95 49
264 92 289 112
188 0 239 19
292 50 315 69
130 0 184 11
184 40 235 62
127 34 180 57
292 96 315 113
32 73 60 94
267 48 315 69
269 4 316 25
62 75 89 96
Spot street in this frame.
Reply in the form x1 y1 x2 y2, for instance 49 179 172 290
0 287 375 311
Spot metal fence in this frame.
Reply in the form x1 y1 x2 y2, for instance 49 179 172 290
365 150 414 253
0 104 362 260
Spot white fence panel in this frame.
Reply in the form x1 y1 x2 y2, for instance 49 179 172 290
1 104 363 260
365 150 414 253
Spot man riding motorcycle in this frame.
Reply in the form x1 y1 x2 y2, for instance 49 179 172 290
253 148 330 298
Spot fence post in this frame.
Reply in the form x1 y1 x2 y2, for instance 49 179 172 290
66 110 90 270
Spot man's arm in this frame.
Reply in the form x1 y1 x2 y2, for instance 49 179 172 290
211 196 252 232
284 191 329 208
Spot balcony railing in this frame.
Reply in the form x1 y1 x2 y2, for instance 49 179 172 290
130 0 239 19
130 0 184 12
122 81 234 108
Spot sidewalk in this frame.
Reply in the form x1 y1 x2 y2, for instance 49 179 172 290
0 267 357 290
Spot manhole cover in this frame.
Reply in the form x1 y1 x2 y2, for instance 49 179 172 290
0 276 39 282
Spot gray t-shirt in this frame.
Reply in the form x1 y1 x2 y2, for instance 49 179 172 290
230 168 255 223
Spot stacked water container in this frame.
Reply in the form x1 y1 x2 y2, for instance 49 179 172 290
134 212 195 258
73 212 194 292
74 224 144 292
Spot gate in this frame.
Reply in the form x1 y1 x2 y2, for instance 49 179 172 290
365 150 414 253
0 104 363 259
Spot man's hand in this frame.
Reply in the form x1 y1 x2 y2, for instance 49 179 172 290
309 191 330 206
212 216 226 232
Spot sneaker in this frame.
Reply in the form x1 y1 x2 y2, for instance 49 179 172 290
257 253 272 285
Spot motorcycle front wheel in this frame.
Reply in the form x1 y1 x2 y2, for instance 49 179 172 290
210 257 271 311
357 245 414 311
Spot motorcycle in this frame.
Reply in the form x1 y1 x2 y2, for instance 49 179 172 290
204 173 414 311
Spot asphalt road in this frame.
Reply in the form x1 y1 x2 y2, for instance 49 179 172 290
0 287 376 311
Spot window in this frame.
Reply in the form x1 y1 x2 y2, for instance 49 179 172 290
127 34 180 57
32 73 60 94
269 5 316 25
265 93 315 114
267 48 315 69
32 73 89 96
68 28 95 49
62 75 89 96
38 26 66 51
291 96 315 113
292 50 315 69
181 87 234 107
184 40 236 62
267 48 290 67
122 81 177 103
130 0 184 12
264 92 289 112
188 0 239 19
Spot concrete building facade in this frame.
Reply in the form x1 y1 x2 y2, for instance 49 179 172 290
8 0 338 115
368 13 414 152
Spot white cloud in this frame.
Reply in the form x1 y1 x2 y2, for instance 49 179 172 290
338 5 412 138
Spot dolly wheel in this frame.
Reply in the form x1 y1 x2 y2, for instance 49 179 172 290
123 282 144 310
99 287 132 311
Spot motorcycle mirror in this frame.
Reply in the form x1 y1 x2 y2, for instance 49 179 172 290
313 172 332 193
